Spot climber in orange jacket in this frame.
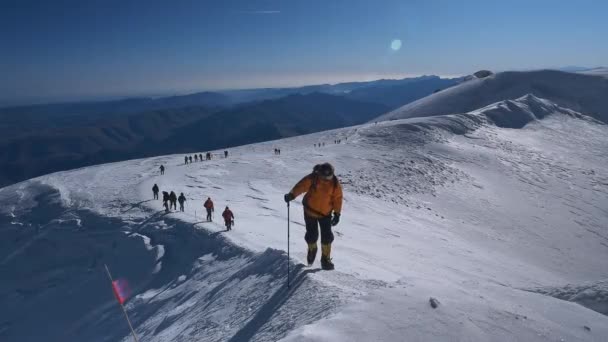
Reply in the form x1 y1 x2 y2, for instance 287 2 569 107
284 162 343 270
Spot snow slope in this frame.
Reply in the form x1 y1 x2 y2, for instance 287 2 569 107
375 70 608 124
1 95 607 341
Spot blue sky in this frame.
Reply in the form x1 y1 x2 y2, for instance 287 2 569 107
1 0 606 105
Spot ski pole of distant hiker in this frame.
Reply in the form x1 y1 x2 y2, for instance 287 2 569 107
104 264 139 342
287 202 291 288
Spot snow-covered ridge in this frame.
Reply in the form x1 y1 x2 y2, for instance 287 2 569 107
375 94 599 139
375 69 608 123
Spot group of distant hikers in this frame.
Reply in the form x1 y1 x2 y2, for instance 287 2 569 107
155 147 343 270
184 151 229 164
152 183 187 212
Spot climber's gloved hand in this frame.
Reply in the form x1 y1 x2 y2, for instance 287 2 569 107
331 213 340 226
284 193 295 203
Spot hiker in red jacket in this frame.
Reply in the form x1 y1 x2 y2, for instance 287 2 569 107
222 206 234 231
204 197 214 222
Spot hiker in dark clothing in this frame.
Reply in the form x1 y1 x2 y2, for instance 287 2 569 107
206 152 211 160
224 150 229 158
169 191 177 210
204 197 214 221
222 206 234 231
162 191 170 212
178 193 186 212
199 153 203 161
185 156 188 164
160 165 165 175
195 154 198 162
189 156 193 163
152 184 159 200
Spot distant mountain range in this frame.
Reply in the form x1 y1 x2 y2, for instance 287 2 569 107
0 93 388 187
222 75 458 105
0 75 458 187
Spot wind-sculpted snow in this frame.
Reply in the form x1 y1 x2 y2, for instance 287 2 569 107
526 279 608 316
1 95 607 341
0 184 380 342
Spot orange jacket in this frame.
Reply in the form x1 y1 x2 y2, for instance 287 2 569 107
290 174 343 218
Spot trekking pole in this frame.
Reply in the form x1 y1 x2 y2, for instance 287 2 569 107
287 202 290 288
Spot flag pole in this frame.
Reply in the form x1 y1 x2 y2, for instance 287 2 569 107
104 264 140 342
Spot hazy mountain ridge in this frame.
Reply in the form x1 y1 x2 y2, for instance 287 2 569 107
0 93 387 187
0 76 455 187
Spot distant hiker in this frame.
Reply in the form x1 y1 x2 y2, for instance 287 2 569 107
222 206 234 231
194 154 198 162
185 156 188 164
277 148 281 155
207 152 212 160
189 156 193 163
169 191 177 210
199 153 203 161
224 150 229 158
160 165 165 175
162 191 170 212
152 184 159 200
284 162 343 270
204 197 214 221
178 192 186 212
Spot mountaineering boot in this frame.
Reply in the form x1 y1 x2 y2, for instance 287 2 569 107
321 256 334 270
321 244 334 270
307 243 318 266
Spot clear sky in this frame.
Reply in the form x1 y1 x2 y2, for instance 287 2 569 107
1 0 606 105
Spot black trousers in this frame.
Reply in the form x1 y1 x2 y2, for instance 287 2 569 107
154 192 158 200
206 208 213 221
304 215 334 245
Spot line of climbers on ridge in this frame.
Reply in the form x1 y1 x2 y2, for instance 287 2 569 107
184 151 230 165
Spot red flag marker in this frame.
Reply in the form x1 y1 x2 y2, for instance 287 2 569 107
112 279 130 305
105 264 139 342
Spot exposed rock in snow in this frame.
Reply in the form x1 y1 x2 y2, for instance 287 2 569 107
473 70 493 78
429 297 440 308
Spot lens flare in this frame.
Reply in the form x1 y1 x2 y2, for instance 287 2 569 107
391 39 402 51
